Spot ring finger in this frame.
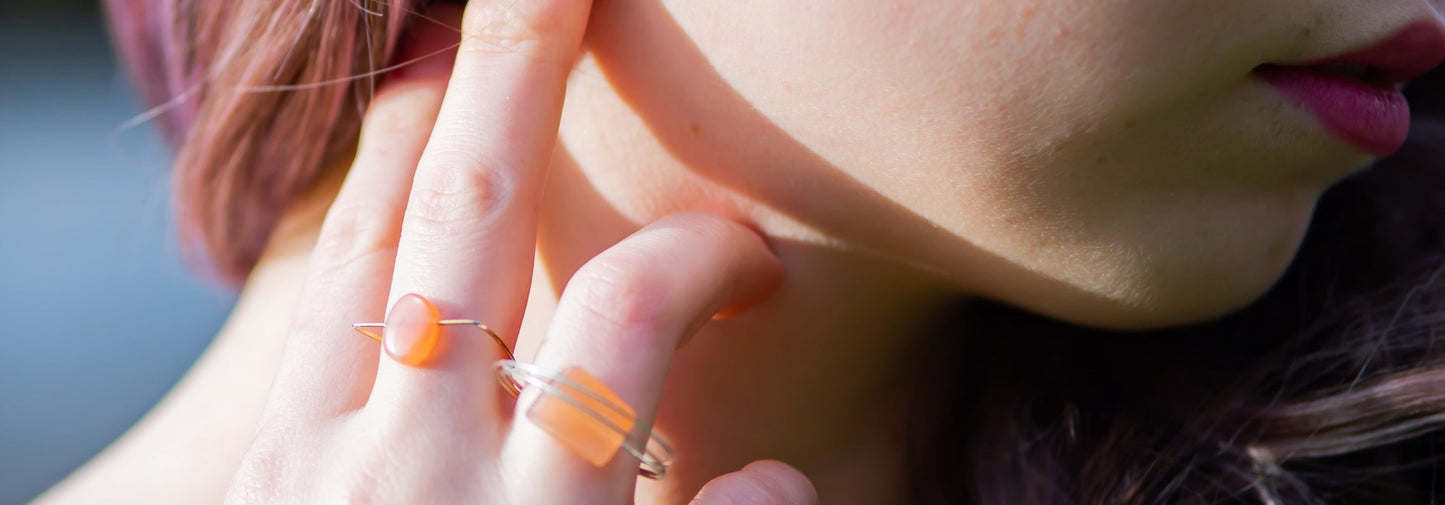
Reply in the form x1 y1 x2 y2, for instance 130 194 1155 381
501 213 784 503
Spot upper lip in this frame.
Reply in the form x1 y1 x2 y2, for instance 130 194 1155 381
1267 20 1445 87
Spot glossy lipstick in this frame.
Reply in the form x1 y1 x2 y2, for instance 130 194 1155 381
1256 22 1445 156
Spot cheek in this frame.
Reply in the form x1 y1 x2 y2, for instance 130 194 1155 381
667 0 1231 196
653 0 1337 328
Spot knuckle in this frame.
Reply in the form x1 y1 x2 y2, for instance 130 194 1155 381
226 434 295 503
458 0 574 59
405 161 512 236
695 461 816 505
568 252 669 333
311 200 401 277
328 433 462 504
284 311 332 351
560 214 750 337
745 461 818 505
730 470 781 498
332 445 393 504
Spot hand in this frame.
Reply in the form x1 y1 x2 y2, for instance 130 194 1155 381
223 1 816 504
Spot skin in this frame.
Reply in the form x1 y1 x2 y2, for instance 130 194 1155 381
35 0 1445 503
568 0 1445 330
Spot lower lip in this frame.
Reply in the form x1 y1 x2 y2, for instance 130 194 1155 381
1255 66 1410 156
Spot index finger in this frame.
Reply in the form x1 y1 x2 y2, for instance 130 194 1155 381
364 0 593 423
391 0 590 340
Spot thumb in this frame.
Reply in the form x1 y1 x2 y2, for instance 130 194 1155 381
690 460 818 505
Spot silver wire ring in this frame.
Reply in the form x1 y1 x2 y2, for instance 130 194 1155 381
352 319 514 361
493 359 676 479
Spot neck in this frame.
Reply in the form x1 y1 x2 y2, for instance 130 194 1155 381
514 62 960 504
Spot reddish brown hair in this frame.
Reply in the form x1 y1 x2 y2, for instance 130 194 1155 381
105 1 1445 502
105 0 411 283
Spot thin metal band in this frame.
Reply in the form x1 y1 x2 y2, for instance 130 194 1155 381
350 321 670 477
494 359 676 479
352 320 515 361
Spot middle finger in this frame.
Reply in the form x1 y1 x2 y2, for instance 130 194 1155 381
366 0 592 428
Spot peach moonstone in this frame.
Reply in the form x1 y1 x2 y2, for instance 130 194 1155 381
383 294 441 366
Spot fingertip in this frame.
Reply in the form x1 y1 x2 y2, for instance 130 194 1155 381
713 232 783 320
691 460 818 505
662 212 783 322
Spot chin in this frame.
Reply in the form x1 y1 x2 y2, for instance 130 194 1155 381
986 226 1310 332
1136 271 1291 330
1074 246 1304 332
1016 278 1281 333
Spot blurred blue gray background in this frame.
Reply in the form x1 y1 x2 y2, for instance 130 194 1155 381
0 2 237 503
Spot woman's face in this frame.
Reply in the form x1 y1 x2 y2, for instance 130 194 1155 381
560 0 1445 329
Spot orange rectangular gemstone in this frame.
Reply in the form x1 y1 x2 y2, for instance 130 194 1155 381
527 367 636 467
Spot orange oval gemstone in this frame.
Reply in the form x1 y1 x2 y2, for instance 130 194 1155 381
384 294 441 366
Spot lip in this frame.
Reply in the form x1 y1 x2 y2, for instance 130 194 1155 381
1254 21 1445 155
